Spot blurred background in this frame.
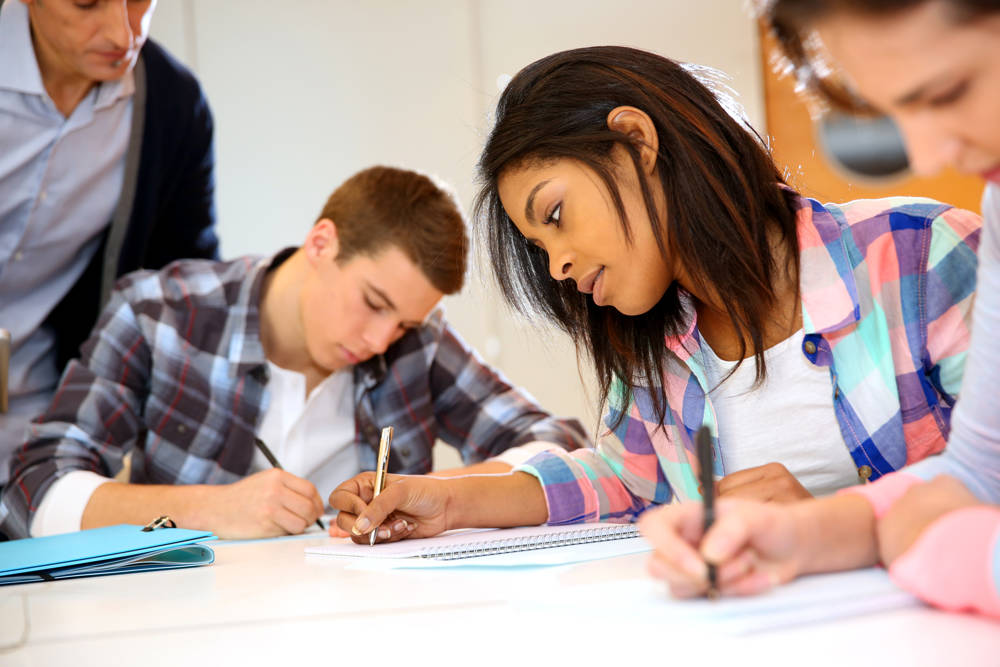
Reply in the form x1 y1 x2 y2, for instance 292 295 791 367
151 0 984 466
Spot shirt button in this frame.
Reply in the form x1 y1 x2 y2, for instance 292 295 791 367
38 191 47 202
803 340 817 355
400 447 411 459
834 387 840 399
13 251 23 261
857 465 873 482
177 424 187 434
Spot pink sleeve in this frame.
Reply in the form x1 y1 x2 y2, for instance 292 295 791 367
889 506 1000 617
838 472 924 519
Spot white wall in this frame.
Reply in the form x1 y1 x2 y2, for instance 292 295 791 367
151 1 762 463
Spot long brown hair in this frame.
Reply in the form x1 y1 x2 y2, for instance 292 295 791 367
474 46 799 428
757 0 1000 113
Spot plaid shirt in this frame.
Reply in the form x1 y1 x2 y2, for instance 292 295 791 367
0 250 588 537
519 195 981 525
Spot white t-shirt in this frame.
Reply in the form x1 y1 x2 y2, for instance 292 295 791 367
702 328 860 497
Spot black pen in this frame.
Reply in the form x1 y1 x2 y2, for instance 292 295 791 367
696 426 718 599
253 437 326 531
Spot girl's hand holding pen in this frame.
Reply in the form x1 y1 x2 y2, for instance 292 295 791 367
639 498 804 598
329 473 455 544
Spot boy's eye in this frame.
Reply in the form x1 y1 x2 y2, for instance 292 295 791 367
363 296 382 311
544 203 561 227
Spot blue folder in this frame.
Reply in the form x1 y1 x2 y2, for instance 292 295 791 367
0 524 217 586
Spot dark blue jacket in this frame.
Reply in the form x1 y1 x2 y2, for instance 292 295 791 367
46 39 220 370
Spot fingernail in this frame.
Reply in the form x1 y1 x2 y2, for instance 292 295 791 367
379 527 391 539
392 520 406 533
404 520 416 531
352 517 370 535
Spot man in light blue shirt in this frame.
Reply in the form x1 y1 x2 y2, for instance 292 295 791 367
0 0 219 496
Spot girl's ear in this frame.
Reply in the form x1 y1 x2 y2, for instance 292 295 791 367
607 106 660 175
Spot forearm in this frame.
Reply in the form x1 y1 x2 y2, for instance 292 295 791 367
792 493 879 575
446 471 548 529
82 481 219 531
430 461 513 477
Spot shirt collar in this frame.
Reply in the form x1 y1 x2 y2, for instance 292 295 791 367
223 248 298 376
0 0 135 106
0 0 45 95
794 195 862 334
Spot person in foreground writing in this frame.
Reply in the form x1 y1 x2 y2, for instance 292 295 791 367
641 0 1000 618
0 166 588 540
331 46 980 544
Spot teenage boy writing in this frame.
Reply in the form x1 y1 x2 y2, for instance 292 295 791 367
0 166 587 539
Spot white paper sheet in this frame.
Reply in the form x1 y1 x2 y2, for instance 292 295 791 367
513 567 921 635
304 523 650 568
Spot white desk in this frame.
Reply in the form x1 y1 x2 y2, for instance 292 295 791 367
2 534 998 665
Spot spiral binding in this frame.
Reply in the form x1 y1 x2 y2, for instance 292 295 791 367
416 523 639 560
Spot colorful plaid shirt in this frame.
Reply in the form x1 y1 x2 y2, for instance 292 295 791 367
0 250 588 538
519 195 981 525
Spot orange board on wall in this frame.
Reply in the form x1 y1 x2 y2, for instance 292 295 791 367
758 24 985 214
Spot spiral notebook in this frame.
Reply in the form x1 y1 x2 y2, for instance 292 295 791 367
305 523 649 568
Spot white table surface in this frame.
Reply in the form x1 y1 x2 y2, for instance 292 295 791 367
1 534 998 665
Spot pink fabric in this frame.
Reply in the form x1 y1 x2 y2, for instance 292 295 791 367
839 472 923 519
889 506 1000 618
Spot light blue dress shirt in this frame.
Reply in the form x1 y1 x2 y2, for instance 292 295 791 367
0 0 134 482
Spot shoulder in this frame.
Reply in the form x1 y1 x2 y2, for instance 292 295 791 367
112 256 259 313
139 39 204 98
139 38 212 132
816 195 957 230
807 195 980 259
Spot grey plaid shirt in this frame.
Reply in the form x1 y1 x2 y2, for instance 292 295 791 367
0 250 587 538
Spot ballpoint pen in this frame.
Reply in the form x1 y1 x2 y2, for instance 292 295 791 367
696 425 719 599
369 426 393 546
253 436 326 531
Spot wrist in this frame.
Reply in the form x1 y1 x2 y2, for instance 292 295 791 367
167 484 217 531
791 494 878 575
445 471 547 529
787 500 819 578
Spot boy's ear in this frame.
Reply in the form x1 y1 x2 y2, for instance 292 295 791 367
606 106 660 175
304 218 340 265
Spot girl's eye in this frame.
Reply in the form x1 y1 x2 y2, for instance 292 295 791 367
544 203 561 227
928 80 969 108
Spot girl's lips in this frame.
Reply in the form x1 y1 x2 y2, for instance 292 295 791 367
592 268 607 307
577 266 604 294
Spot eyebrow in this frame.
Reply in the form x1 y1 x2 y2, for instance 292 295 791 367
366 283 422 328
523 179 551 224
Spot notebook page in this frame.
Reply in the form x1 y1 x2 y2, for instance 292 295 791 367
305 523 643 563
512 566 920 634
